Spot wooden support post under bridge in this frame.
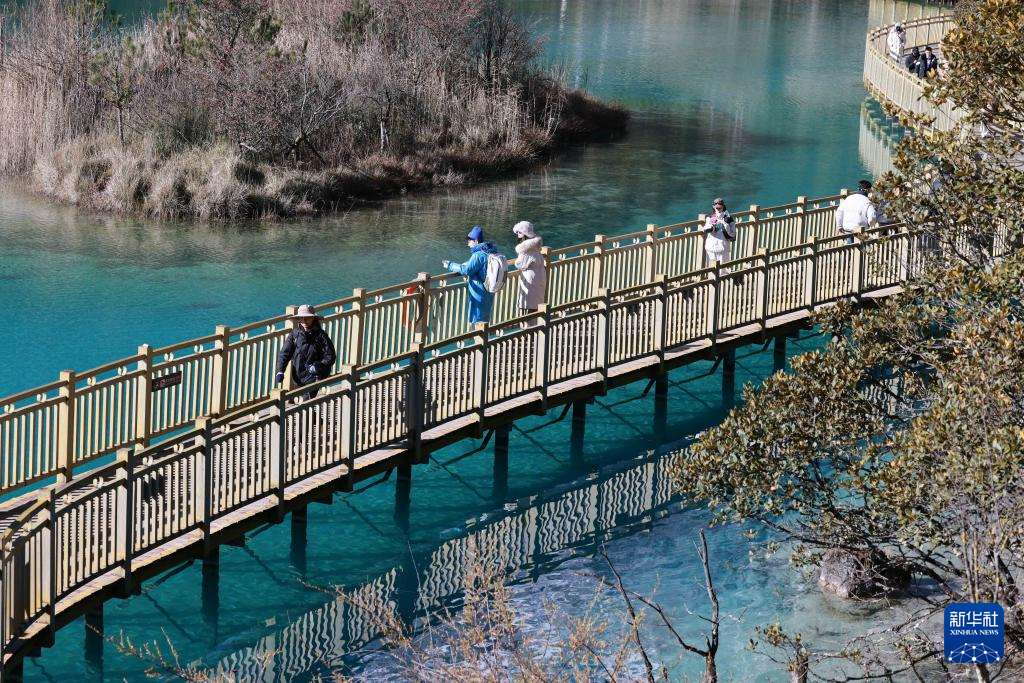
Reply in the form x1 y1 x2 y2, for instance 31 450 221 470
84 604 103 680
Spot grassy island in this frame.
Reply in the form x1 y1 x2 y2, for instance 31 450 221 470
0 0 627 219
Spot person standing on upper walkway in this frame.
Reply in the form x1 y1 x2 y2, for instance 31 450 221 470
702 197 737 267
905 47 921 73
512 220 546 316
443 226 501 325
276 304 337 396
835 180 877 244
918 45 938 78
887 22 906 62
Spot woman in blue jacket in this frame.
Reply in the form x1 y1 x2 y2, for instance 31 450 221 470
443 226 499 324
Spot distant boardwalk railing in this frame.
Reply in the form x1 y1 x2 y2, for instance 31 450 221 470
2 193 852 497
863 15 961 132
2 185 1015 672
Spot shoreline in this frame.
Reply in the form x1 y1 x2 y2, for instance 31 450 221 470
25 91 628 222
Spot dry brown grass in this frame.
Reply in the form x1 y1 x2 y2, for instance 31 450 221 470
0 0 626 220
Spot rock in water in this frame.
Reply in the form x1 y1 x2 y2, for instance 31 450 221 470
817 548 910 598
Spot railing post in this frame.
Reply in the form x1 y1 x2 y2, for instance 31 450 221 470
851 232 865 300
406 343 424 463
796 196 808 242
534 304 550 411
269 388 286 513
196 416 214 555
804 237 819 312
135 344 154 448
1 533 6 660
210 325 230 416
748 204 761 255
898 225 910 283
541 247 553 306
415 273 431 343
645 224 659 284
756 248 769 333
282 306 298 391
592 235 606 295
697 215 708 269
653 275 668 369
473 323 489 427
707 261 722 350
597 288 611 393
115 447 134 594
57 370 76 482
46 489 57 632
339 365 358 484
348 290 366 367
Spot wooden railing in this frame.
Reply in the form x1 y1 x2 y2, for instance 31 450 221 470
1 193 849 498
3 208 1015 667
863 15 961 133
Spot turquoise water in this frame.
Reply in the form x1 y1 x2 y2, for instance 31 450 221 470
0 0 881 396
9 0 910 680
30 334 852 682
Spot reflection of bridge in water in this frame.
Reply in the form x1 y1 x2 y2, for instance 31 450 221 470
211 448 683 681
858 98 908 180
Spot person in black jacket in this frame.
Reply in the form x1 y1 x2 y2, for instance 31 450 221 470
904 47 921 73
918 46 938 78
275 304 336 395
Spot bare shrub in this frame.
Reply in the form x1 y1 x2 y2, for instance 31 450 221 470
0 0 626 218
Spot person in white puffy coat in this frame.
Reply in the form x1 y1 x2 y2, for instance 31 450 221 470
702 197 737 267
887 23 906 62
512 221 546 314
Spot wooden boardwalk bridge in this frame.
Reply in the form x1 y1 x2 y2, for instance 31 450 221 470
0 12 997 677
862 14 961 133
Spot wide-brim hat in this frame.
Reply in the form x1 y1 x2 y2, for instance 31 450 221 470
512 220 536 238
291 304 317 318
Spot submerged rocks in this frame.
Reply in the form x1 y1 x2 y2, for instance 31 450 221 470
817 548 910 598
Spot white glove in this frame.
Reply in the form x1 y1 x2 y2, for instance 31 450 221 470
442 260 452 269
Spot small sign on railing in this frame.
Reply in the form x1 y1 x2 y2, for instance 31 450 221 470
152 372 183 392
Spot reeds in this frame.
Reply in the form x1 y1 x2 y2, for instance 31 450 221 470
0 0 627 219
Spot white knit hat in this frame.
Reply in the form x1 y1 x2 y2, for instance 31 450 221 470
512 220 536 238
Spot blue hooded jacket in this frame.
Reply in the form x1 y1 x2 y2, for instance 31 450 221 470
447 241 498 324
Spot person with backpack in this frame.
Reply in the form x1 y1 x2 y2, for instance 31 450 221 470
702 197 737 267
512 220 546 315
275 304 337 398
442 225 506 325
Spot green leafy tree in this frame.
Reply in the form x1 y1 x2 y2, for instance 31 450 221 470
673 1 1024 679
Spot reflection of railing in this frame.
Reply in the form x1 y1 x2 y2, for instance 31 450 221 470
863 15 960 133
859 99 905 179
211 451 683 681
0 193 851 497
3 197 1015 671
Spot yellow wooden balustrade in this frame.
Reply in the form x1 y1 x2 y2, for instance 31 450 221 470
863 15 962 133
1 191 850 496
1 179 1018 671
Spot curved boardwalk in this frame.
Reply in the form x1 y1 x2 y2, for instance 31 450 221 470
862 15 961 132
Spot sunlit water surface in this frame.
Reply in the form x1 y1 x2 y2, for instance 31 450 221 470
6 0 916 680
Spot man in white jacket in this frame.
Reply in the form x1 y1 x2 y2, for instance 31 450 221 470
835 180 878 243
887 22 906 62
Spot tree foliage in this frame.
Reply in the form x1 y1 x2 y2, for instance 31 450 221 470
673 0 1024 678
